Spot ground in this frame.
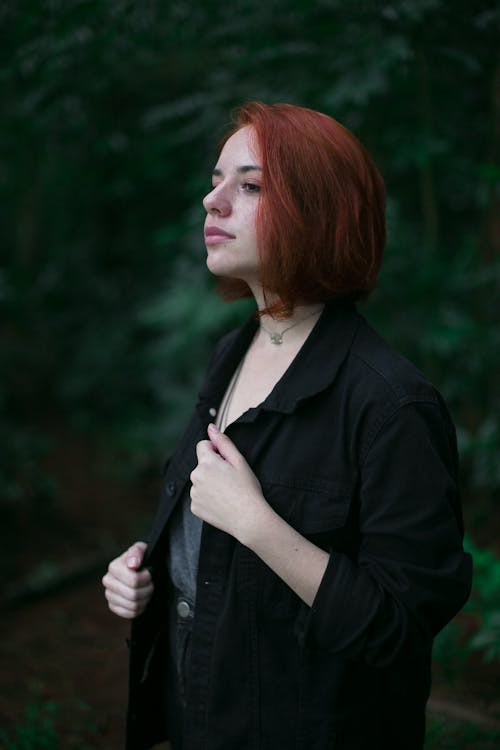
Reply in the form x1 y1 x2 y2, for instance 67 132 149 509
0 426 499 749
0 426 152 748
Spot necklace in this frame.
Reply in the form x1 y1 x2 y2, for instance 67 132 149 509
260 308 322 345
216 356 245 432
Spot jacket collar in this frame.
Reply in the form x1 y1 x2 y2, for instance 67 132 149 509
197 300 360 418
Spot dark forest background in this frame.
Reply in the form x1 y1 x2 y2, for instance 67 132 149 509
1 1 499 748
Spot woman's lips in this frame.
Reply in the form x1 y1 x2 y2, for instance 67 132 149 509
204 226 235 244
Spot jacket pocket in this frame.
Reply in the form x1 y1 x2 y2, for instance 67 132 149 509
261 474 354 536
252 476 355 620
293 479 352 535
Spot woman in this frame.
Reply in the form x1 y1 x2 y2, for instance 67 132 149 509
103 102 472 750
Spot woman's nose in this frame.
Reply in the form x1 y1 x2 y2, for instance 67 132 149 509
203 185 231 216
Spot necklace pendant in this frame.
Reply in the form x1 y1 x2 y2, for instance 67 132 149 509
270 332 283 345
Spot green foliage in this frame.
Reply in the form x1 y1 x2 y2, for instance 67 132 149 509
464 539 500 662
0 701 59 750
434 536 500 675
0 423 57 507
0 698 98 750
426 715 500 749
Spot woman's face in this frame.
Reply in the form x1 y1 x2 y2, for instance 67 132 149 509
203 126 262 286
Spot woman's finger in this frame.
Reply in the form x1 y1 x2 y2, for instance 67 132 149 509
102 572 153 601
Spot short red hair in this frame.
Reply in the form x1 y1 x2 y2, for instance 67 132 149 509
217 101 386 318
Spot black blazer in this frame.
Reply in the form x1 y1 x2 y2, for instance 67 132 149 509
126 301 472 750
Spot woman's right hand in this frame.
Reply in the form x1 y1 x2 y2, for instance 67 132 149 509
102 541 154 619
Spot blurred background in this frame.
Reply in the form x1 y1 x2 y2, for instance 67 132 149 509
0 1 499 748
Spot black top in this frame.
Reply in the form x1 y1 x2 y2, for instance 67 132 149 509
127 301 472 750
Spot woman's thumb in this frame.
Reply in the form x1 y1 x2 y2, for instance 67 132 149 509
126 541 147 569
207 423 242 465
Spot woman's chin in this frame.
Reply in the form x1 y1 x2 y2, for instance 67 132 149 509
206 256 229 277
205 257 259 289
206 257 240 278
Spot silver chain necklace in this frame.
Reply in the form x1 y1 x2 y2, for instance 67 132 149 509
217 356 246 432
260 308 322 345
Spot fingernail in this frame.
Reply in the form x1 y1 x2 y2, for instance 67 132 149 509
128 557 138 567
208 422 219 433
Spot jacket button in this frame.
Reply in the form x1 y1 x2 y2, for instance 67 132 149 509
209 407 217 417
166 482 176 496
177 600 193 618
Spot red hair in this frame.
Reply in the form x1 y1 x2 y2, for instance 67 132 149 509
217 101 386 318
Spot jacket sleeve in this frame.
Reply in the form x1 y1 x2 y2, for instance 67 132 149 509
306 399 473 666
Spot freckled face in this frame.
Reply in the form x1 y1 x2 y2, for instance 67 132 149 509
203 126 262 285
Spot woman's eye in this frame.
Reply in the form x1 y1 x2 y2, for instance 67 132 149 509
242 182 260 194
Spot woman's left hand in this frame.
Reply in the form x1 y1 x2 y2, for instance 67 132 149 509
190 423 267 542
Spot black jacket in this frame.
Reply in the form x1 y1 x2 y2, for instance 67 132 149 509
126 301 472 750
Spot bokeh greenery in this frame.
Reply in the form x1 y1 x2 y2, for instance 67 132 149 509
1 0 499 678
3 699 499 750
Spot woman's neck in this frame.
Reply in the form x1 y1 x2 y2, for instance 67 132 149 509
256 302 324 349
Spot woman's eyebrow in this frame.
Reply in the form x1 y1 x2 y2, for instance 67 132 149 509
212 165 262 177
